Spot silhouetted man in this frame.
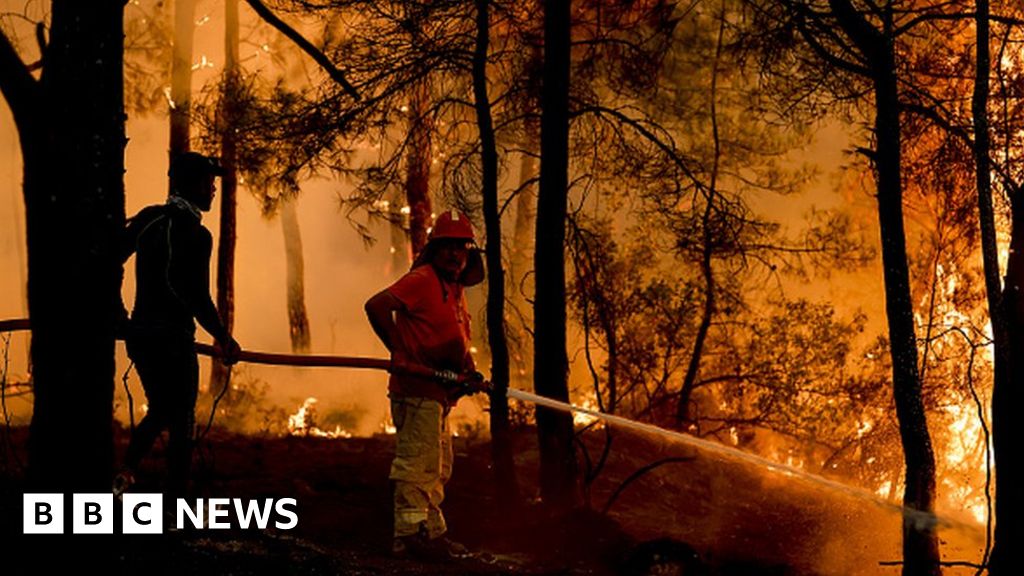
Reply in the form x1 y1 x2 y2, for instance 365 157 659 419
365 209 485 559
115 152 240 498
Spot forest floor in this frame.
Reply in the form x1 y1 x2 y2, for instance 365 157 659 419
0 422 989 575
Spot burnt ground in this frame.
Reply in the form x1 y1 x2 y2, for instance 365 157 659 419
0 423 988 575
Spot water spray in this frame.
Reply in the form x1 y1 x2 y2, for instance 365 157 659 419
0 317 986 538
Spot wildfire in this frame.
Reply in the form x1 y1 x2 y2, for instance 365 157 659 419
286 397 353 439
940 402 989 525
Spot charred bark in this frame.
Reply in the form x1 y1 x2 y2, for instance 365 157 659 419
874 63 940 576
996 201 1024 574
281 197 311 353
473 0 520 504
405 75 433 257
811 1 941 572
868 38 941 576
971 1 1016 572
389 195 410 274
535 0 577 510
0 1 126 495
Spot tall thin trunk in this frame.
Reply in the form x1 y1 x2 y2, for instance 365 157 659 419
974 1 1017 572
210 0 240 393
676 6 725 429
873 43 941 576
510 43 542 297
405 76 433 257
169 0 196 164
9 137 26 317
281 197 311 353
473 0 520 504
535 0 577 511
825 1 940 571
509 120 538 384
511 129 538 300
389 192 410 275
676 219 713 428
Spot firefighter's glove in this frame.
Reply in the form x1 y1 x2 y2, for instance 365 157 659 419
437 370 491 402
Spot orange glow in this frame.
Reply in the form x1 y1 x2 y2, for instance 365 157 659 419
286 397 353 439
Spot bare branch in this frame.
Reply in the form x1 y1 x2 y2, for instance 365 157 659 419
243 0 360 100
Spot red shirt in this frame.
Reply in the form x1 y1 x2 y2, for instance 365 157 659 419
386 264 472 402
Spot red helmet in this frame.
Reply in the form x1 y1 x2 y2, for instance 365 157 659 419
412 209 484 286
428 210 475 243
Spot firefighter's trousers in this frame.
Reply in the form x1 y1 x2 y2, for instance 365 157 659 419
389 396 453 538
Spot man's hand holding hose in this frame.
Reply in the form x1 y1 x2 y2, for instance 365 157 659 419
433 368 493 403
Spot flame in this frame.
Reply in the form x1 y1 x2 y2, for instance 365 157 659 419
940 402 989 524
381 413 397 435
286 397 353 439
572 396 601 427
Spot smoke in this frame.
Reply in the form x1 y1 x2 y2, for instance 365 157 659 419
0 105 488 435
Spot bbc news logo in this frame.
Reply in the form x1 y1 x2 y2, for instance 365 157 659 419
23 494 298 534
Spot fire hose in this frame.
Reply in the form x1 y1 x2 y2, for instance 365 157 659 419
0 316 982 536
0 317 491 397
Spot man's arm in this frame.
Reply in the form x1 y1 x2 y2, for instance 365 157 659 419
364 290 404 355
169 225 240 363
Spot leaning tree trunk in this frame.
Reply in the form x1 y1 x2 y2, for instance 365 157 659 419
872 46 941 576
405 75 433 257
473 0 520 505
534 0 577 511
281 196 311 353
0 1 126 495
169 0 196 164
210 0 240 394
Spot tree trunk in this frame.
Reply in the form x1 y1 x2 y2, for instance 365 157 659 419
509 120 538 384
511 131 538 299
210 0 240 394
676 8 725 429
405 75 433 257
534 0 577 511
509 40 541 301
169 0 196 164
0 1 126 495
996 204 1024 574
971 2 1017 572
389 192 410 274
281 197 311 353
473 0 520 505
873 48 941 576
8 138 27 317
824 1 941 570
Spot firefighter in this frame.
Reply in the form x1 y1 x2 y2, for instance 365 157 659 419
114 151 241 499
365 209 485 559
